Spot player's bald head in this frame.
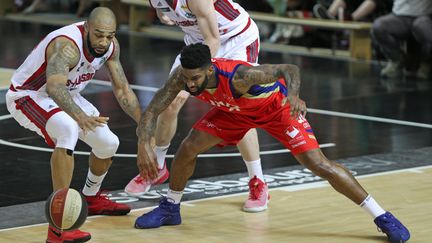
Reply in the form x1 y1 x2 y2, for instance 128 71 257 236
87 7 116 28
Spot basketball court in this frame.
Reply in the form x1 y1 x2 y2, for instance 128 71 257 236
0 14 431 243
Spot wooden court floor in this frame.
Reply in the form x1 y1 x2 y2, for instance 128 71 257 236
1 167 430 243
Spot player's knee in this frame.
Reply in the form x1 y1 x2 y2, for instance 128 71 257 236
161 103 181 119
92 132 119 159
46 112 79 150
179 138 200 158
309 159 336 179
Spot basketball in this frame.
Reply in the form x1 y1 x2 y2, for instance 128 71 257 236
45 188 88 231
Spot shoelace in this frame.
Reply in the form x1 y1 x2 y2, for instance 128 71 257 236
89 191 114 207
134 176 145 184
376 216 401 232
248 177 264 200
134 168 165 184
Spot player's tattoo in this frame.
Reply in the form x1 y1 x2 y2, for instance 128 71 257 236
107 38 141 122
46 40 84 118
46 41 79 77
137 68 183 138
49 87 84 116
234 64 301 96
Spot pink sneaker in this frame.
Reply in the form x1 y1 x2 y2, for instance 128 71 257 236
243 176 269 213
124 163 169 197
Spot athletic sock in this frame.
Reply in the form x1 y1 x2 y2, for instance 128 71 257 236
155 144 170 170
244 159 264 181
360 195 386 218
167 189 183 204
82 170 107 196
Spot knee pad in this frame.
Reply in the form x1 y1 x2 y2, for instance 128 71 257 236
46 112 79 150
83 125 120 159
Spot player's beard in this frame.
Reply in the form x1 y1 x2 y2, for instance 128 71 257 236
185 76 209 96
87 33 107 58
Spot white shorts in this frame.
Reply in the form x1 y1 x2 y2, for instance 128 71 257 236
170 19 260 73
6 89 99 147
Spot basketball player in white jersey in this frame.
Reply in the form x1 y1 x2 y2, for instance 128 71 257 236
126 0 268 213
6 7 140 243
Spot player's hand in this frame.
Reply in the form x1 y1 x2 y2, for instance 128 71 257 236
157 11 175 25
282 96 307 119
77 114 109 135
136 138 159 181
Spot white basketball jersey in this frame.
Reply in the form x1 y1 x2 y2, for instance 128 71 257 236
150 0 251 44
11 21 114 95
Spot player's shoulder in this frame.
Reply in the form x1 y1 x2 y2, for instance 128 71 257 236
212 58 252 72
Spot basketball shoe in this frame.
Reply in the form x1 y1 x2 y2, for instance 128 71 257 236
243 176 270 212
84 191 131 216
374 211 410 243
134 197 181 229
46 225 91 243
124 162 169 196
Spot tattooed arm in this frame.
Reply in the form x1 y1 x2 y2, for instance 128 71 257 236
135 67 184 181
137 67 184 139
46 37 108 133
105 38 141 123
233 64 305 118
233 64 301 96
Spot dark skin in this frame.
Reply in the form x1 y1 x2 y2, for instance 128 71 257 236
137 60 368 205
136 62 306 180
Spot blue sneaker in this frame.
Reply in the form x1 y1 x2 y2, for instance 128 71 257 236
135 197 181 229
374 212 410 243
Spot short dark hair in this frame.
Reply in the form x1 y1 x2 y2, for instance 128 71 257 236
180 43 211 69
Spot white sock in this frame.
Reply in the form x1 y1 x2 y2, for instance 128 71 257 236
155 144 170 169
244 159 264 182
360 195 386 219
166 189 183 204
82 170 107 196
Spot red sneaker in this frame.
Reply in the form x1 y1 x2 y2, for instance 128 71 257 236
46 225 91 243
84 191 131 216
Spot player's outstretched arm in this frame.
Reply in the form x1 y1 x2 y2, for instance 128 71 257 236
105 38 141 123
136 67 184 140
135 67 184 181
46 37 108 134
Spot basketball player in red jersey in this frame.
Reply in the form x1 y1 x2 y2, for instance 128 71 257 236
6 7 139 243
134 43 410 243
124 0 268 213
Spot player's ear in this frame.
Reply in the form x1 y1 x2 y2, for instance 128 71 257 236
84 21 89 32
207 65 214 75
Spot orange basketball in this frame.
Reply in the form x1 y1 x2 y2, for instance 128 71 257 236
45 188 88 231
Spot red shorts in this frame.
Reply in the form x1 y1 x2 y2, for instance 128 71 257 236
192 106 319 155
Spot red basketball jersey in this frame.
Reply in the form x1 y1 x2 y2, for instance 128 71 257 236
195 58 288 117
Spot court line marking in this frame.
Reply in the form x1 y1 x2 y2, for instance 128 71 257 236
0 134 335 157
1 164 430 232
308 108 432 129
1 67 431 128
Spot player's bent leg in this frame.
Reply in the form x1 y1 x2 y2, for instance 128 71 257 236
295 149 410 242
46 112 80 191
135 129 222 229
295 148 368 203
125 91 190 196
236 129 269 213
80 126 130 216
50 148 75 191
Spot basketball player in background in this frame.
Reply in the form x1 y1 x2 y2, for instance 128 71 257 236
124 0 268 213
6 7 139 243
135 43 410 243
